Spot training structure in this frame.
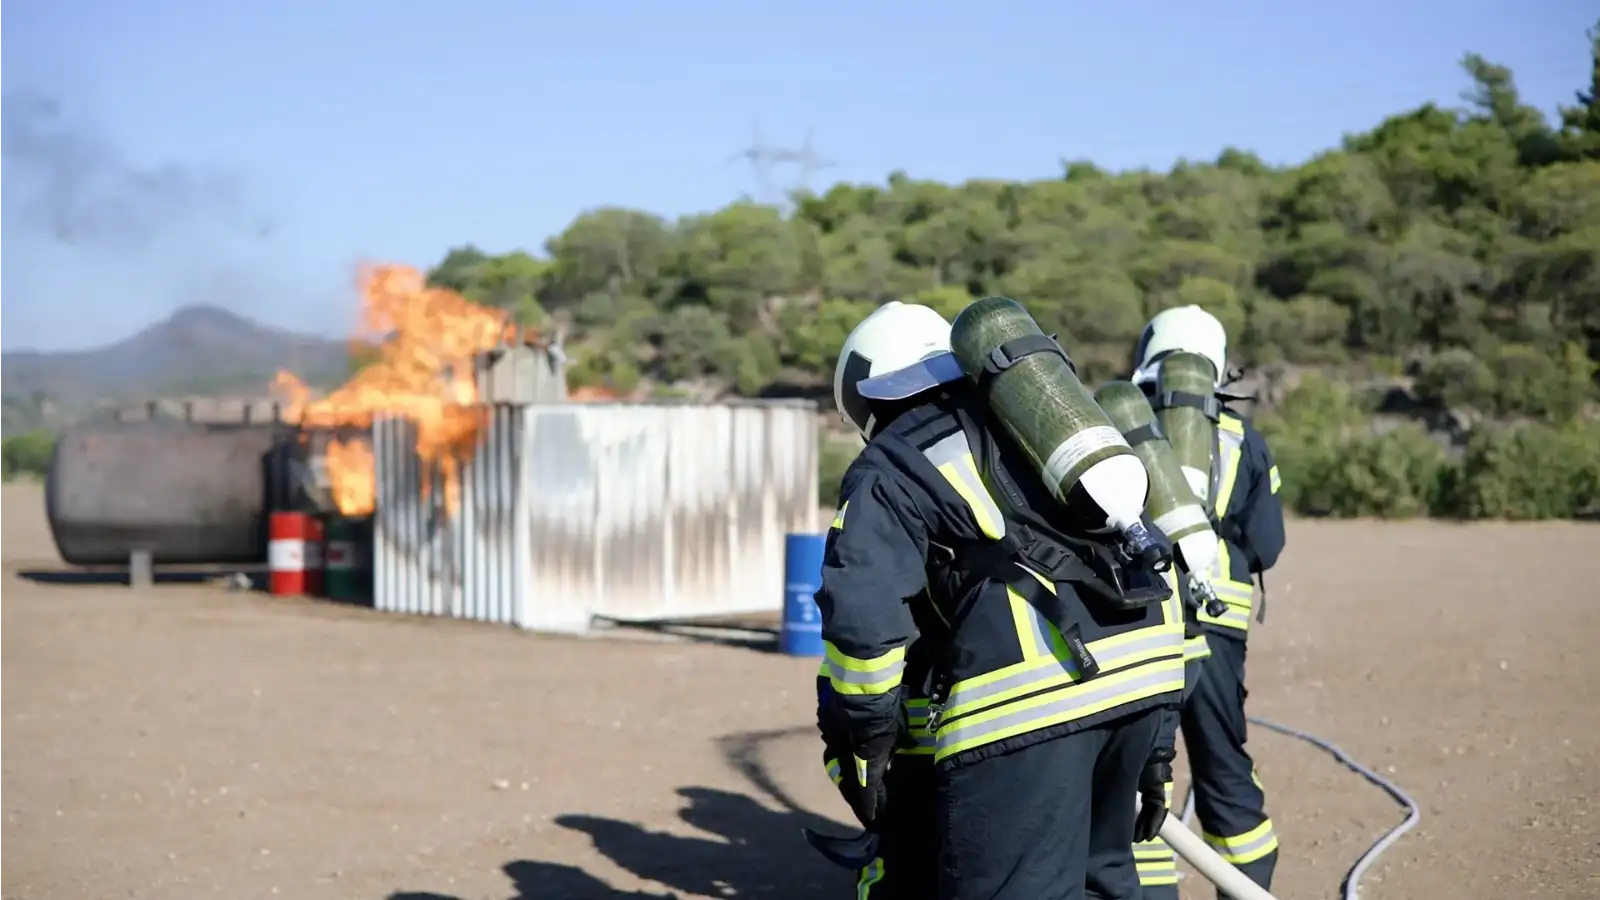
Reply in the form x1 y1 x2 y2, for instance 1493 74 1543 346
372 400 819 632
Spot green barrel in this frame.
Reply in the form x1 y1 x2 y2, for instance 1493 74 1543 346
1094 380 1213 543
950 296 1143 517
323 515 374 604
1153 351 1219 504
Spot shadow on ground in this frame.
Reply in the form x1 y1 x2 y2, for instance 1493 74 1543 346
387 728 851 900
592 617 781 654
15 565 268 589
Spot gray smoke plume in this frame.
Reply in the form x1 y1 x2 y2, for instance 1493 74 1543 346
1 89 272 249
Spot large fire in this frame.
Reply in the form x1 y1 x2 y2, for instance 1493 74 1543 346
274 264 520 518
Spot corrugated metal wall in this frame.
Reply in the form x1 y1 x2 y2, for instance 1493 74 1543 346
373 401 818 632
372 406 541 625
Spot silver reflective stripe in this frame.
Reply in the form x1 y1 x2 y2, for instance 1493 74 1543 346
902 725 935 753
1207 605 1250 628
1154 503 1211 538
1205 824 1278 861
1209 426 1245 512
1213 580 1253 606
944 628 1182 716
936 663 1182 755
1207 426 1249 607
922 431 1006 538
1018 578 1053 656
825 657 906 686
902 699 934 753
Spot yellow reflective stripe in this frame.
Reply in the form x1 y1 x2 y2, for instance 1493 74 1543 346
921 432 1006 540
856 857 885 898
853 755 869 786
824 757 842 785
831 500 850 530
944 610 1182 721
1202 420 1252 632
1135 862 1179 885
1212 421 1245 515
1133 842 1174 859
934 655 1185 760
1203 820 1279 865
1162 569 1184 630
1006 573 1054 661
1184 633 1212 660
824 642 907 695
900 698 934 755
1269 465 1281 494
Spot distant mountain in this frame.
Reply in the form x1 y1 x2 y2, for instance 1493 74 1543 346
1 306 352 431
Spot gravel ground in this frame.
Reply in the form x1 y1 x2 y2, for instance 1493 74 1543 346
3 483 1597 899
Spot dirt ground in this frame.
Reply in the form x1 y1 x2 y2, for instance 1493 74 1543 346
4 482 1597 900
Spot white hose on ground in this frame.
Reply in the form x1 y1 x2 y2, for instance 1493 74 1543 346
1177 715 1422 900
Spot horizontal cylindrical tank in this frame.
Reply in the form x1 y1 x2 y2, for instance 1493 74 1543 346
46 421 301 566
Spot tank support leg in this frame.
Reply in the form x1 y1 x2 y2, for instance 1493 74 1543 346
129 549 153 590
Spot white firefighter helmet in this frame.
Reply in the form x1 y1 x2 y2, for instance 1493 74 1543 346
1132 305 1228 386
833 301 964 440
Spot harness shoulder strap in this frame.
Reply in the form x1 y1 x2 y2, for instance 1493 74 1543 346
1121 421 1165 448
1150 389 1223 421
974 333 1075 392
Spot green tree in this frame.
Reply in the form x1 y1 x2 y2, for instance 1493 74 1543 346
414 23 1600 520
2 431 55 481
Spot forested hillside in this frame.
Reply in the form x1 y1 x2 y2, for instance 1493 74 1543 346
419 37 1600 519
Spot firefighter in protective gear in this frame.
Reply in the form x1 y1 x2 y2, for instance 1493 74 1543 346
815 300 1187 900
1128 305 1288 898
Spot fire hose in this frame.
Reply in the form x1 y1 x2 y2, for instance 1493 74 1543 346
805 716 1420 900
1178 715 1422 900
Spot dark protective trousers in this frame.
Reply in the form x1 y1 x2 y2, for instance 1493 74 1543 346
1132 656 1205 895
853 754 938 898
935 708 1162 900
1175 633 1279 898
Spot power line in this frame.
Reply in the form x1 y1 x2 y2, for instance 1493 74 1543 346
725 120 837 204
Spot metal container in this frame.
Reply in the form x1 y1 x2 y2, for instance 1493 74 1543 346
372 400 819 632
323 514 375 603
46 421 301 565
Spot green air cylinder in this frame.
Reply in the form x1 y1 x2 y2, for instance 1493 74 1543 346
1153 350 1220 505
323 515 374 605
949 296 1149 536
1094 380 1214 544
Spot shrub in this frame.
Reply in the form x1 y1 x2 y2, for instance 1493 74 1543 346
1416 342 1595 421
817 432 861 507
1438 419 1600 519
1261 375 1450 518
2 431 55 481
1316 425 1450 518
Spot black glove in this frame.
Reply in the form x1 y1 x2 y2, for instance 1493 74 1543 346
1133 750 1174 843
837 732 895 829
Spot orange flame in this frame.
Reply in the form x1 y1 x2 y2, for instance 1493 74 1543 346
275 264 518 517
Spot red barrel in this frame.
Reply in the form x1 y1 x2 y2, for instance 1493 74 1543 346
269 512 312 595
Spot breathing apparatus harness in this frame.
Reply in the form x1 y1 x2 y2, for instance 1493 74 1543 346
914 335 1178 736
1143 365 1270 625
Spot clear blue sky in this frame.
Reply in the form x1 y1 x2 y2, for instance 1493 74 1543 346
2 0 1594 352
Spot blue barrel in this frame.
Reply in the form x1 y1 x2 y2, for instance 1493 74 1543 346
781 533 828 656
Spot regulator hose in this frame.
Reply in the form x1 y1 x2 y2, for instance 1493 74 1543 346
1178 715 1421 900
